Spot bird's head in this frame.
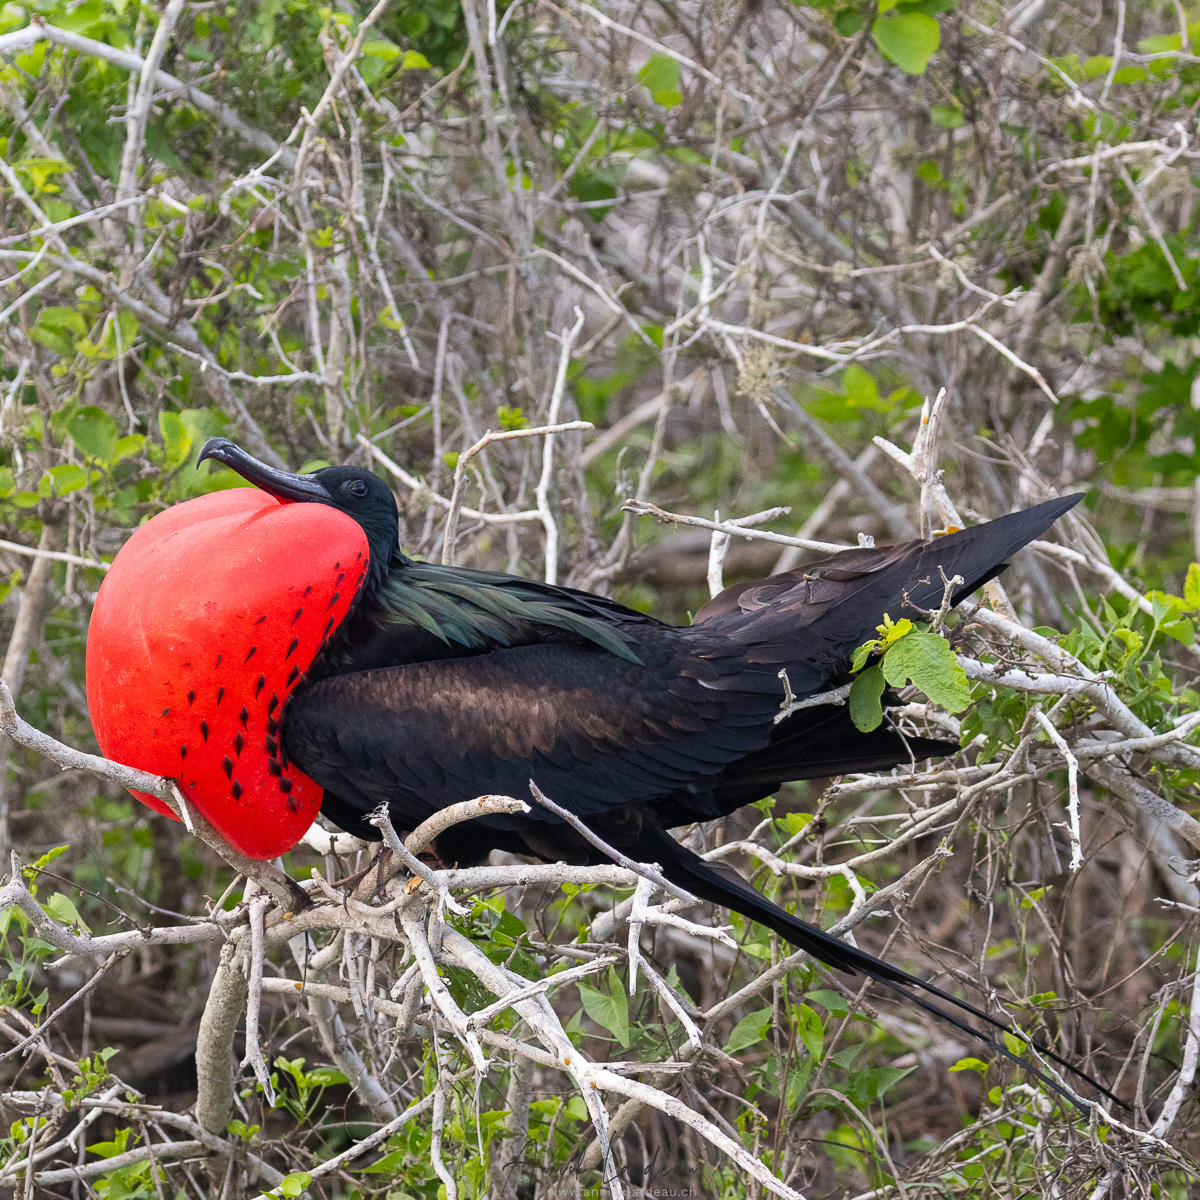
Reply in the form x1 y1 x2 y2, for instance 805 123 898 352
197 438 400 586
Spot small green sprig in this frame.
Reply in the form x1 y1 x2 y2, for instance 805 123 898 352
849 615 972 732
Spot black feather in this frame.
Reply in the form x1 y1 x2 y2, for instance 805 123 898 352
203 436 1111 1106
635 823 1119 1112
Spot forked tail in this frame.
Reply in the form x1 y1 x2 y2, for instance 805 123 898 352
637 823 1120 1113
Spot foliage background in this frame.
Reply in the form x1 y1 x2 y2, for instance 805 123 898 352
1 0 1200 1196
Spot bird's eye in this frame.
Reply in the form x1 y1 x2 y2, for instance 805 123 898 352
344 480 369 499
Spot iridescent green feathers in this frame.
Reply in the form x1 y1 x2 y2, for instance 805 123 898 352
321 559 648 676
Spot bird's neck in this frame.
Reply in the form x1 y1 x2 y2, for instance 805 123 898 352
306 550 438 680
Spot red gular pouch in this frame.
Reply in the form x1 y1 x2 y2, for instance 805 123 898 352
86 489 369 859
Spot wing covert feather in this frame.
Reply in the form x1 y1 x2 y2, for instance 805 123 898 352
284 639 780 829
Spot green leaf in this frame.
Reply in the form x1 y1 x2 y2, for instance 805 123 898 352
113 434 145 462
377 306 409 332
834 9 863 36
724 1007 772 1052
1162 616 1194 646
38 307 88 338
872 13 940 75
851 1065 915 1101
805 989 849 1017
931 103 964 128
1051 53 1085 82
842 364 883 411
69 407 119 463
306 1067 349 1086
398 10 430 36
363 1150 403 1173
917 159 945 187
949 1056 990 1075
48 464 88 495
159 411 193 469
44 892 87 929
638 53 682 107
1002 1031 1026 1056
796 1003 824 1060
849 664 886 732
781 811 813 837
361 39 400 59
577 967 630 1047
29 306 86 357
13 158 69 195
30 845 69 873
277 1172 312 1198
1138 34 1182 54
88 1127 136 1158
1184 563 1200 611
879 616 914 649
881 629 972 713
401 50 432 70
850 641 875 673
785 1055 814 1110
497 405 529 431
47 0 103 35
830 1044 862 1068
114 310 138 348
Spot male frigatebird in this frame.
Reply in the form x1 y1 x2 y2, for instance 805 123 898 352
89 435 1114 1105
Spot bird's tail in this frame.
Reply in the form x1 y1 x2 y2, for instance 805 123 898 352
693 494 1084 681
637 822 1119 1112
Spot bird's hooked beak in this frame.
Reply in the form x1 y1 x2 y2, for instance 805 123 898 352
197 438 331 504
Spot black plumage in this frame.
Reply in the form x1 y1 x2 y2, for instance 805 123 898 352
197 437 1113 1107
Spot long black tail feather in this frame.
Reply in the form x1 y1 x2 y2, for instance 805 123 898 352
693 495 1085 683
640 824 1122 1113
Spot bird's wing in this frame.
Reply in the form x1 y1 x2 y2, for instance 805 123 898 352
693 494 1082 683
284 636 786 831
651 698 958 826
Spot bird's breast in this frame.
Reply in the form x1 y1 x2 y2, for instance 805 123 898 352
86 489 370 859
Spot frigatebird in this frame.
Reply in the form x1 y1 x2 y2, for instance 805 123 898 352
193 437 1112 1106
